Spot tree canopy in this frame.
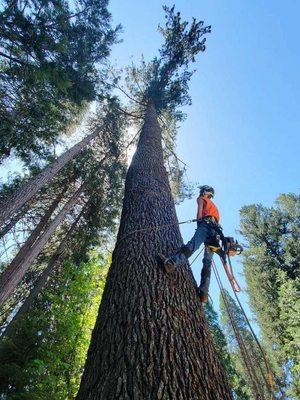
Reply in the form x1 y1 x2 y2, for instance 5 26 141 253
119 5 210 118
0 0 120 162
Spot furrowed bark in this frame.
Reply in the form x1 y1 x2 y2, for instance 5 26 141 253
76 104 233 400
0 126 102 227
3 207 85 337
0 185 83 307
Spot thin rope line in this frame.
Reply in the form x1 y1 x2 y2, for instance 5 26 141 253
226 256 276 398
212 260 266 400
189 246 204 267
117 218 197 244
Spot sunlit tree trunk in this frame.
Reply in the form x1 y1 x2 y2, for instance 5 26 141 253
0 204 30 239
76 104 233 400
3 207 85 336
0 186 83 307
0 127 101 227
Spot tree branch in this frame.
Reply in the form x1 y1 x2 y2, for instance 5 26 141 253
0 51 26 65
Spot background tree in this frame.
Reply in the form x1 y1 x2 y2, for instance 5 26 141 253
0 96 127 230
0 96 127 328
240 193 300 399
0 253 108 399
0 0 120 163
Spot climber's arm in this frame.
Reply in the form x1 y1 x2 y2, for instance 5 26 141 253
197 197 204 221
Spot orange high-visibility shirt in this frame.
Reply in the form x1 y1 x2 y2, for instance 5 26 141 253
198 196 220 222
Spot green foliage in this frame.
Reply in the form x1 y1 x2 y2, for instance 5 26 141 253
122 5 210 117
240 193 300 279
0 252 108 399
240 193 300 398
0 0 120 162
204 301 233 370
0 95 127 328
113 6 210 204
277 273 300 398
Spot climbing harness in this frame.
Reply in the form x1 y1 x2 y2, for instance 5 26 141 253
204 230 243 292
207 237 243 257
205 230 244 258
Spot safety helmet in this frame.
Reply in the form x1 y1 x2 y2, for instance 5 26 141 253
199 185 215 198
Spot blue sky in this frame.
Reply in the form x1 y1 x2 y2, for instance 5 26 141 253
108 0 300 319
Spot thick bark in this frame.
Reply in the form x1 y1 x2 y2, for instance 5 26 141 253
3 208 85 336
0 186 83 307
0 126 101 227
76 104 233 400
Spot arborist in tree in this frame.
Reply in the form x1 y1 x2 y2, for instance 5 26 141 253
162 185 241 302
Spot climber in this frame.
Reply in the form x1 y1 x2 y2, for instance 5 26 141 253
162 185 222 303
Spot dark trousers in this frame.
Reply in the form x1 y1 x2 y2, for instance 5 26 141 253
170 221 215 294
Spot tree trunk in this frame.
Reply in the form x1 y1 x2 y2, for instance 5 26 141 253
3 207 85 336
2 192 64 275
0 186 83 307
0 126 101 227
76 104 233 400
0 204 30 238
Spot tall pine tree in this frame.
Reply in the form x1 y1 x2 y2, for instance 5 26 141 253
0 0 120 162
240 193 300 398
76 7 233 399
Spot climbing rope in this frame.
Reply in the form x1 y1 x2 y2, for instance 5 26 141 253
189 246 204 267
211 255 276 399
117 218 197 244
226 255 276 397
212 259 268 400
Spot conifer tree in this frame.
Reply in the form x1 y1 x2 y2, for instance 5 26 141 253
0 96 124 229
0 185 83 307
0 0 120 162
0 96 127 321
76 7 233 399
240 193 300 398
0 254 108 399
